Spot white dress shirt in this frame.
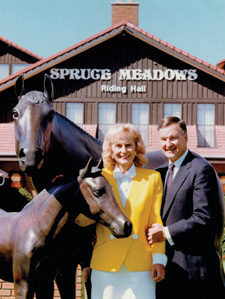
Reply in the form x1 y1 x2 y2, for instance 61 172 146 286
113 164 136 208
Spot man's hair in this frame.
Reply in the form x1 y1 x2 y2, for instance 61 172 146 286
157 116 187 134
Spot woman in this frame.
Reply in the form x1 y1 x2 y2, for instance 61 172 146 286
91 123 167 299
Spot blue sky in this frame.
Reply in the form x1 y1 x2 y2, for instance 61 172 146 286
1 0 224 66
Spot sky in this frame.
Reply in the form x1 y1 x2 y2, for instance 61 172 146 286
0 0 224 66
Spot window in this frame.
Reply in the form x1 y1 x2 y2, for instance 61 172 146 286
197 104 215 147
132 103 149 146
164 103 181 118
98 103 115 142
12 64 30 74
66 103 83 127
0 64 9 80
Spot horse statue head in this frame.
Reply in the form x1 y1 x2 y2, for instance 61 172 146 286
13 74 55 175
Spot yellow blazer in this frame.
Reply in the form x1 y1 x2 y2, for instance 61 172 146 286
91 167 165 272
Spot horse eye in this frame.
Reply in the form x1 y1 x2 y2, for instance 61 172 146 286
12 109 19 119
93 187 104 197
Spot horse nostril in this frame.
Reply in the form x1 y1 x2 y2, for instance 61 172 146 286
124 221 132 237
18 148 44 164
19 148 26 161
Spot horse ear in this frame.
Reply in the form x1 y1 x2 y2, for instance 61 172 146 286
44 74 54 102
14 74 25 100
78 157 93 181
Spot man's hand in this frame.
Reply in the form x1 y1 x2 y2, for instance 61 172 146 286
146 223 167 244
151 264 166 282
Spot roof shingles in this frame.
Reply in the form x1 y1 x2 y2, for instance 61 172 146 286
0 35 43 61
0 124 16 155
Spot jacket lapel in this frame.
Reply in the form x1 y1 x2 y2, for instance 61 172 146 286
161 152 192 220
156 162 168 204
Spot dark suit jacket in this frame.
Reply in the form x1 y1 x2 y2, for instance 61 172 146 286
157 150 225 281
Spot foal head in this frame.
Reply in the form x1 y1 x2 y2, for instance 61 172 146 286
77 159 132 238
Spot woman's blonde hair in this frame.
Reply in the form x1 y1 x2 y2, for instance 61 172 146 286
102 123 148 170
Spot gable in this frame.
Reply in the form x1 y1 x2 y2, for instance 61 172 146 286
0 36 42 63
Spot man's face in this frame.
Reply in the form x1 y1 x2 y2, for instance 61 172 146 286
159 123 188 162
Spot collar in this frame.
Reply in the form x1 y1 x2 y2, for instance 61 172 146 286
170 149 189 169
113 163 136 180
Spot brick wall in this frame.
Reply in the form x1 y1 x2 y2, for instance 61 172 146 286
0 265 85 299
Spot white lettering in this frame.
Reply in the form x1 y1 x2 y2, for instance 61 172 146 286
174 70 188 80
101 85 127 94
69 69 80 79
164 70 175 81
59 69 70 79
188 69 198 80
80 69 90 80
50 68 198 81
130 85 147 93
50 68 60 79
90 69 100 80
119 69 132 80
142 70 153 80
101 69 111 80
132 69 142 80
152 70 164 80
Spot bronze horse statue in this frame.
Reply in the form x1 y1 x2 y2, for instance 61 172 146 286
13 75 166 188
0 159 132 299
12 74 166 298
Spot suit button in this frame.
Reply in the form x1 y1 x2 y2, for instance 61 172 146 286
110 234 114 240
132 234 138 239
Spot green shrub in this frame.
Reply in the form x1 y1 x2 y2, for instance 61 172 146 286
18 187 33 201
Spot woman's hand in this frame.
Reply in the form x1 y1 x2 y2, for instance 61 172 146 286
151 264 165 282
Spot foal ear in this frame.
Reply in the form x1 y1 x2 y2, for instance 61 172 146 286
96 158 103 169
44 74 54 102
14 74 25 100
78 157 93 181
91 158 103 173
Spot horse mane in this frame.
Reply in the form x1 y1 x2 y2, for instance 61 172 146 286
21 91 102 146
24 91 48 104
55 111 102 145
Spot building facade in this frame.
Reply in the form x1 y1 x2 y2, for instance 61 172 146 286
1 2 225 177
0 1 225 298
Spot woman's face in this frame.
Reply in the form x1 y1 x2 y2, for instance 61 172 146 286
111 131 136 173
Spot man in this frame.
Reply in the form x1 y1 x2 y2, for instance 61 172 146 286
147 117 225 299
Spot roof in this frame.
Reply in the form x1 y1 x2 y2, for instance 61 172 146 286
1 123 225 161
0 35 43 61
0 21 225 91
